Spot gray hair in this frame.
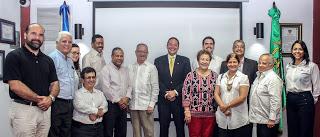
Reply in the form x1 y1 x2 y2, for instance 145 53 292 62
136 43 148 51
260 53 275 65
232 40 245 49
56 31 73 42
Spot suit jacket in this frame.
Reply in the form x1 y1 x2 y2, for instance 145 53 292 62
220 57 258 85
154 54 191 102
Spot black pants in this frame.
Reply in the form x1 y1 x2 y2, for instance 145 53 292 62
72 120 103 137
158 99 185 137
256 124 279 137
103 101 127 137
287 91 315 137
218 124 252 137
49 98 73 137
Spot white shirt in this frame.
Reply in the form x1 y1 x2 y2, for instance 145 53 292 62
82 49 106 90
192 54 223 74
249 69 283 124
216 71 250 129
73 87 108 124
128 61 159 110
238 57 245 72
82 49 106 72
100 62 132 103
286 60 320 103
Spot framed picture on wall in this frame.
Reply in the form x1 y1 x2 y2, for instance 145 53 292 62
0 18 16 45
0 50 5 80
280 23 302 57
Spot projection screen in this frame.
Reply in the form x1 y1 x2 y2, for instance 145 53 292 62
94 2 241 66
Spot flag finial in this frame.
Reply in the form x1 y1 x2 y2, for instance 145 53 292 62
273 2 277 8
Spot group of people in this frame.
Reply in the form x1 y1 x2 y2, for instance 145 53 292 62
3 23 320 137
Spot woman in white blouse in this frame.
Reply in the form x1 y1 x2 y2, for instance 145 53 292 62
214 53 251 137
286 40 320 137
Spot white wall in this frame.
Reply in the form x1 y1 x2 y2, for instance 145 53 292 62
243 0 313 60
30 0 313 61
0 0 20 136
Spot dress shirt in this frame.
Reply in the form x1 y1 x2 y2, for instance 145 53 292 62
216 71 249 129
100 62 132 103
249 69 283 124
82 49 106 72
83 49 106 90
192 54 223 74
49 49 75 99
165 54 179 96
73 87 108 124
238 57 245 72
286 60 320 103
128 61 159 110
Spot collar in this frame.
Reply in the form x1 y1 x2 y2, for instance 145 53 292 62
256 69 273 78
224 70 240 79
134 61 148 66
22 45 44 57
109 62 123 70
55 49 70 60
80 87 97 93
240 57 245 64
90 49 103 56
289 59 307 67
167 54 176 59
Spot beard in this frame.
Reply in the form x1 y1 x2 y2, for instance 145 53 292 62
26 39 43 50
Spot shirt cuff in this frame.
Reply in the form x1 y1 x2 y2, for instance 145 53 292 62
90 108 99 115
149 102 156 108
164 93 169 98
174 90 178 96
269 112 276 121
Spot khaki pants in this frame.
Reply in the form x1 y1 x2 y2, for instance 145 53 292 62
130 110 154 137
9 101 51 137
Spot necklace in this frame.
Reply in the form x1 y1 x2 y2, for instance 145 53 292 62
226 74 236 91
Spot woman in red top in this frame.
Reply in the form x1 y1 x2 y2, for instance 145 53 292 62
182 50 218 137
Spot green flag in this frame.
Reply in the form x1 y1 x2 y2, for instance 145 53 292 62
268 3 286 131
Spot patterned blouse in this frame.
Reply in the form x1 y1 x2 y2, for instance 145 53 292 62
182 70 218 117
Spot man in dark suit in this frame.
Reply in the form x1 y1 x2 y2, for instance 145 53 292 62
220 40 258 85
154 37 191 137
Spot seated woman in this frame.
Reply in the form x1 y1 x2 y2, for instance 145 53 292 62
182 49 218 137
214 53 251 137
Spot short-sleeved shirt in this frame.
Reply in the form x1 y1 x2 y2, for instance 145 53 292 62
215 70 249 129
49 49 75 99
3 46 58 100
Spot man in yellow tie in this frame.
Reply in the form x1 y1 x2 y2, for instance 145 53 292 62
154 37 191 137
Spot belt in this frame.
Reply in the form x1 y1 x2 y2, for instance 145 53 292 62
13 99 37 106
288 91 311 95
56 97 73 103
72 120 102 128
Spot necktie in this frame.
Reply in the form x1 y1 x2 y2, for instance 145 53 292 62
169 56 174 76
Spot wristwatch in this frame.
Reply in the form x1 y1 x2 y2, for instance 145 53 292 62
49 94 55 102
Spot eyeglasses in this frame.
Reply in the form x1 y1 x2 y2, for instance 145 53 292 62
71 52 80 55
84 76 96 80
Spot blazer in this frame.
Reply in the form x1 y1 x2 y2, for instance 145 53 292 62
154 54 191 102
220 57 258 85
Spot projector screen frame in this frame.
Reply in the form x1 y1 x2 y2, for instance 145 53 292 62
92 1 243 39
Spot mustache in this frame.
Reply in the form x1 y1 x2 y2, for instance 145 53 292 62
31 39 42 45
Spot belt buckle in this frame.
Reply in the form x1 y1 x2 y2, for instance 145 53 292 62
29 101 35 106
